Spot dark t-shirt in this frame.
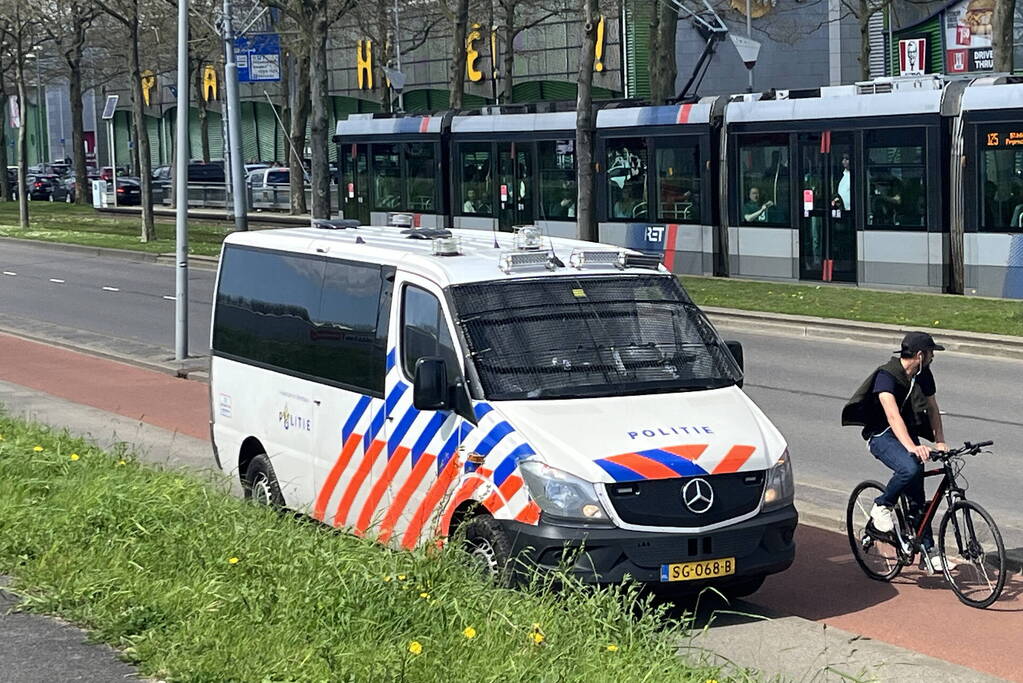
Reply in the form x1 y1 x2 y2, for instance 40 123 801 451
864 367 935 439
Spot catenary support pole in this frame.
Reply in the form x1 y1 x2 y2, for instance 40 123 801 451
174 0 190 361
222 0 248 231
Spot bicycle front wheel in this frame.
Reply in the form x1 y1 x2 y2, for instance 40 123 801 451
847 480 903 582
938 500 1006 609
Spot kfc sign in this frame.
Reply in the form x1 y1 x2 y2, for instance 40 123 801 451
900 39 927 75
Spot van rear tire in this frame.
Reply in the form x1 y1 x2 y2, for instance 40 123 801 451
244 454 285 507
462 514 514 586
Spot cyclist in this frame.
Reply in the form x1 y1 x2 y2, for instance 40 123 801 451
842 331 948 572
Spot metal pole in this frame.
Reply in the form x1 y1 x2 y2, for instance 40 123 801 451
746 0 753 93
394 0 404 112
222 0 248 231
109 119 118 207
35 58 44 163
175 0 190 361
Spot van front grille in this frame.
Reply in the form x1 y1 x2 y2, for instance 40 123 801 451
605 472 765 528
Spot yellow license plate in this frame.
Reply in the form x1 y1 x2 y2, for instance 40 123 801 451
660 557 736 582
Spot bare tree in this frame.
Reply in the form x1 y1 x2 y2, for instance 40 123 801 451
493 0 564 103
649 1 679 102
575 0 599 241
993 0 1014 72
0 4 41 228
447 0 470 108
42 0 99 205
263 0 357 219
0 50 10 202
189 1 222 164
93 0 165 241
286 40 310 214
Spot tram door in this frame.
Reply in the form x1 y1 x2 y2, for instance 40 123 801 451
797 132 856 282
341 143 371 225
497 143 533 231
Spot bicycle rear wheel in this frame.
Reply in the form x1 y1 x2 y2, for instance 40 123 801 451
938 500 1006 609
847 480 903 582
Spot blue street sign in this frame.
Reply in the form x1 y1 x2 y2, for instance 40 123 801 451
235 33 281 82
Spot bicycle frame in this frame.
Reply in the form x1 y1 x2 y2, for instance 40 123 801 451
891 460 964 557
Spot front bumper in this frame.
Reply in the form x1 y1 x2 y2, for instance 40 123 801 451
501 504 798 585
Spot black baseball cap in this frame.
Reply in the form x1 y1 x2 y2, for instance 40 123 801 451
898 331 945 355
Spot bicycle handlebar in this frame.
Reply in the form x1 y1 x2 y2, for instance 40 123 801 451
929 440 994 461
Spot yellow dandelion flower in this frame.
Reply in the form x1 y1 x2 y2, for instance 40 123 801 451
117 460 126 466
408 641 423 656
933 320 940 326
0 434 5 440
397 574 407 581
529 632 545 645
419 592 429 599
33 446 43 452
463 626 476 639
706 679 719 683
606 644 619 652
228 557 240 564
383 576 393 582
69 453 80 461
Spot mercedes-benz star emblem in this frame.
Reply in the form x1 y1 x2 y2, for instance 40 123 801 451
682 478 714 514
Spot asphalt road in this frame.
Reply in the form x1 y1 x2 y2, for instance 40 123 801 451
2 239 1022 552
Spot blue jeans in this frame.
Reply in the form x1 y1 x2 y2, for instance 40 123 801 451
869 430 932 547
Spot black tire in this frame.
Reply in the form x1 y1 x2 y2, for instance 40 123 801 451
938 500 1006 609
244 453 285 507
462 514 514 587
847 480 904 582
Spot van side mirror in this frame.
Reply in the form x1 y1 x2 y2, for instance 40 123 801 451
725 340 744 388
413 357 451 411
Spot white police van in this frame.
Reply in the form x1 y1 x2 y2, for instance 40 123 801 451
209 222 796 594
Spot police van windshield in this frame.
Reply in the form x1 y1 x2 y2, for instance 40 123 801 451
449 275 742 400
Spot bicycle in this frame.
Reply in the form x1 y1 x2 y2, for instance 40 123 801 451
846 440 1007 609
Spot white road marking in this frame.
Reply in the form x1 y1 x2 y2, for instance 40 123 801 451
163 295 176 301
49 278 65 284
102 286 120 292
2 271 16 276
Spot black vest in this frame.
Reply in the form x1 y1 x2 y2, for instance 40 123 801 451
841 357 935 442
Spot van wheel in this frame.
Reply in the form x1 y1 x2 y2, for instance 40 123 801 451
244 453 285 507
463 514 514 586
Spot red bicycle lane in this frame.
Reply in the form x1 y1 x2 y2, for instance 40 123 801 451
2 332 1020 680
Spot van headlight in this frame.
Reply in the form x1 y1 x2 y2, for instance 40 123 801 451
519 460 609 521
761 450 794 512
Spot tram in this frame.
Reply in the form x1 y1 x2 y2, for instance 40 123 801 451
332 75 1023 299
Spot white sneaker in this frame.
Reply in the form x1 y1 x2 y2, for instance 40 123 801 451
870 504 895 533
919 552 957 574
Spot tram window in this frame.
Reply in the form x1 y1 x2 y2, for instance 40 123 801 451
737 135 789 226
606 138 648 220
406 143 437 212
538 139 575 219
372 144 401 211
460 143 493 216
655 142 700 223
865 129 926 228
981 148 1023 231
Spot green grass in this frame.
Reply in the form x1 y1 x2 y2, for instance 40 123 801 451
0 415 742 682
0 202 233 256
682 276 1023 338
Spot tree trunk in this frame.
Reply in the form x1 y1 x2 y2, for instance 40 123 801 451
68 49 88 206
193 64 211 162
450 0 469 109
0 71 8 201
575 0 599 241
308 16 331 219
993 0 1015 72
128 28 155 241
289 49 310 215
501 4 514 103
16 55 30 228
860 0 872 80
649 1 678 102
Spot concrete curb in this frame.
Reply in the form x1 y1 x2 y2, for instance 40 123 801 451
705 306 1023 362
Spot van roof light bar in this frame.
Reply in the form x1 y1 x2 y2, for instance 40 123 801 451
312 218 359 230
432 235 462 256
513 225 545 251
569 249 625 270
499 249 558 274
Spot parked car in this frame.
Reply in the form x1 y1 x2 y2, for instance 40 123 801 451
112 177 142 205
99 166 130 182
188 161 226 184
27 175 70 202
63 171 102 203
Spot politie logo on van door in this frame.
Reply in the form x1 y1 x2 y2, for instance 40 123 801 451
278 403 312 432
627 425 714 440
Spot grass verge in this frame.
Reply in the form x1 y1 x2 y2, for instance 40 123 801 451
0 415 740 682
682 276 1023 338
0 202 231 257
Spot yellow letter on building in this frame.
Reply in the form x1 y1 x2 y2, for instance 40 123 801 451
594 16 606 72
466 24 483 82
203 65 218 101
357 40 374 89
141 70 156 106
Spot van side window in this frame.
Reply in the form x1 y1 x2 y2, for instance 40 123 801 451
402 285 459 383
213 246 390 395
